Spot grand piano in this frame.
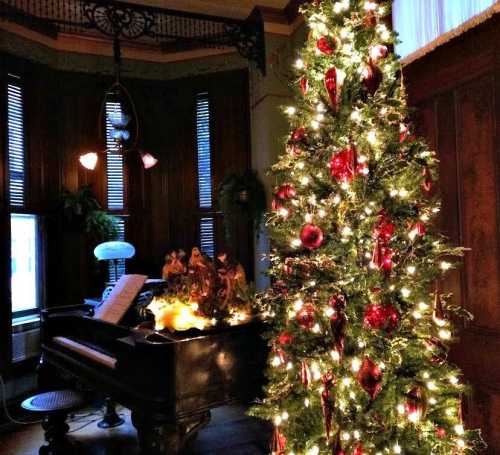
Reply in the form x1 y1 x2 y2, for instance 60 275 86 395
40 282 267 454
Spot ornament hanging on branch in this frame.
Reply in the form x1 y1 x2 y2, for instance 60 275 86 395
292 126 307 142
270 426 287 455
369 44 388 64
362 64 382 96
276 184 297 200
300 224 324 249
300 76 309 96
330 147 355 183
363 303 399 333
353 444 365 455
324 67 338 110
329 294 347 354
317 36 336 55
357 357 383 400
278 331 293 345
321 370 335 440
296 303 316 329
421 166 433 195
301 359 312 388
405 386 427 422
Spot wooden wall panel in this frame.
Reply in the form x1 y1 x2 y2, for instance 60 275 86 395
456 76 500 327
404 15 500 452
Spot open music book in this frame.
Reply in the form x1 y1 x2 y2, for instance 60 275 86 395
94 274 148 324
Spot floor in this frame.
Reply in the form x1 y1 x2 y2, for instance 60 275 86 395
0 405 271 455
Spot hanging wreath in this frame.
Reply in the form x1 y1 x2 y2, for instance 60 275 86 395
217 170 267 242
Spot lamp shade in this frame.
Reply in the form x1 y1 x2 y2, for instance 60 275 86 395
94 241 136 261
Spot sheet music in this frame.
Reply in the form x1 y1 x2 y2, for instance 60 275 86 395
94 274 147 324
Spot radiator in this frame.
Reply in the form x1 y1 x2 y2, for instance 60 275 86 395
12 328 41 363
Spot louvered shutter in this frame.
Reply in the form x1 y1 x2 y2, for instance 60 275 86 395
6 78 25 208
106 101 125 211
196 94 215 258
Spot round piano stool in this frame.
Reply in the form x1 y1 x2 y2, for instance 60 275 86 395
21 389 85 455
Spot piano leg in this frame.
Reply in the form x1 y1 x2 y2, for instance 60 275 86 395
131 411 211 454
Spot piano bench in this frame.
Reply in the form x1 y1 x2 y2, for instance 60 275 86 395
21 390 85 455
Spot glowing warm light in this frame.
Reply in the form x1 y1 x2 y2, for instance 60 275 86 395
285 106 297 116
147 297 209 331
454 424 465 435
401 288 411 298
440 261 452 271
141 152 159 169
79 152 98 170
295 58 305 69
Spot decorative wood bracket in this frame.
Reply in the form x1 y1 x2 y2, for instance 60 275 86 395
0 0 266 74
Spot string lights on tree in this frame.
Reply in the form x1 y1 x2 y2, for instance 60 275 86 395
250 1 485 453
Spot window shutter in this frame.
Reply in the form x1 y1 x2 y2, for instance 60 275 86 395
108 217 126 282
196 94 215 258
106 101 125 211
6 78 25 208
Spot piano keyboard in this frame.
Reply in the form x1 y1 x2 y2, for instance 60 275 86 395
53 336 117 370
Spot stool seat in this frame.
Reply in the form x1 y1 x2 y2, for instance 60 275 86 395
22 390 84 414
21 390 85 455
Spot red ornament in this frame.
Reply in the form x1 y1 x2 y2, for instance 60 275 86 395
371 242 393 273
412 220 426 237
278 332 293 345
330 148 355 183
422 167 433 194
357 357 383 400
272 198 284 212
321 370 335 439
364 10 377 28
270 426 286 454
317 36 335 55
329 294 347 354
292 127 306 141
300 359 312 388
286 142 302 156
296 303 315 329
405 386 427 422
300 76 309 95
300 224 324 250
324 67 338 109
353 444 365 455
362 64 382 96
363 304 399 333
436 427 447 439
369 44 388 64
276 184 297 200
373 212 395 245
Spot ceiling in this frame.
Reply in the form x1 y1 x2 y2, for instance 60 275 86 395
125 0 290 19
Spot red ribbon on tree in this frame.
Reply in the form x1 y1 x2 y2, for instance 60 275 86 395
357 357 383 400
405 386 427 422
321 370 335 440
324 67 338 110
329 294 347 355
300 359 312 388
270 426 286 455
278 331 293 345
276 184 297 200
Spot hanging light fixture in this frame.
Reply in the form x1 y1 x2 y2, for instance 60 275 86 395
79 38 158 171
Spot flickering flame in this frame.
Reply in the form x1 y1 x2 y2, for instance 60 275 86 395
79 152 98 170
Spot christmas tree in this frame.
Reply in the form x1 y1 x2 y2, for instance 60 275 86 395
250 1 485 454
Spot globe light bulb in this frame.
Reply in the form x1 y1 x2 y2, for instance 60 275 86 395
79 152 98 170
141 152 159 169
